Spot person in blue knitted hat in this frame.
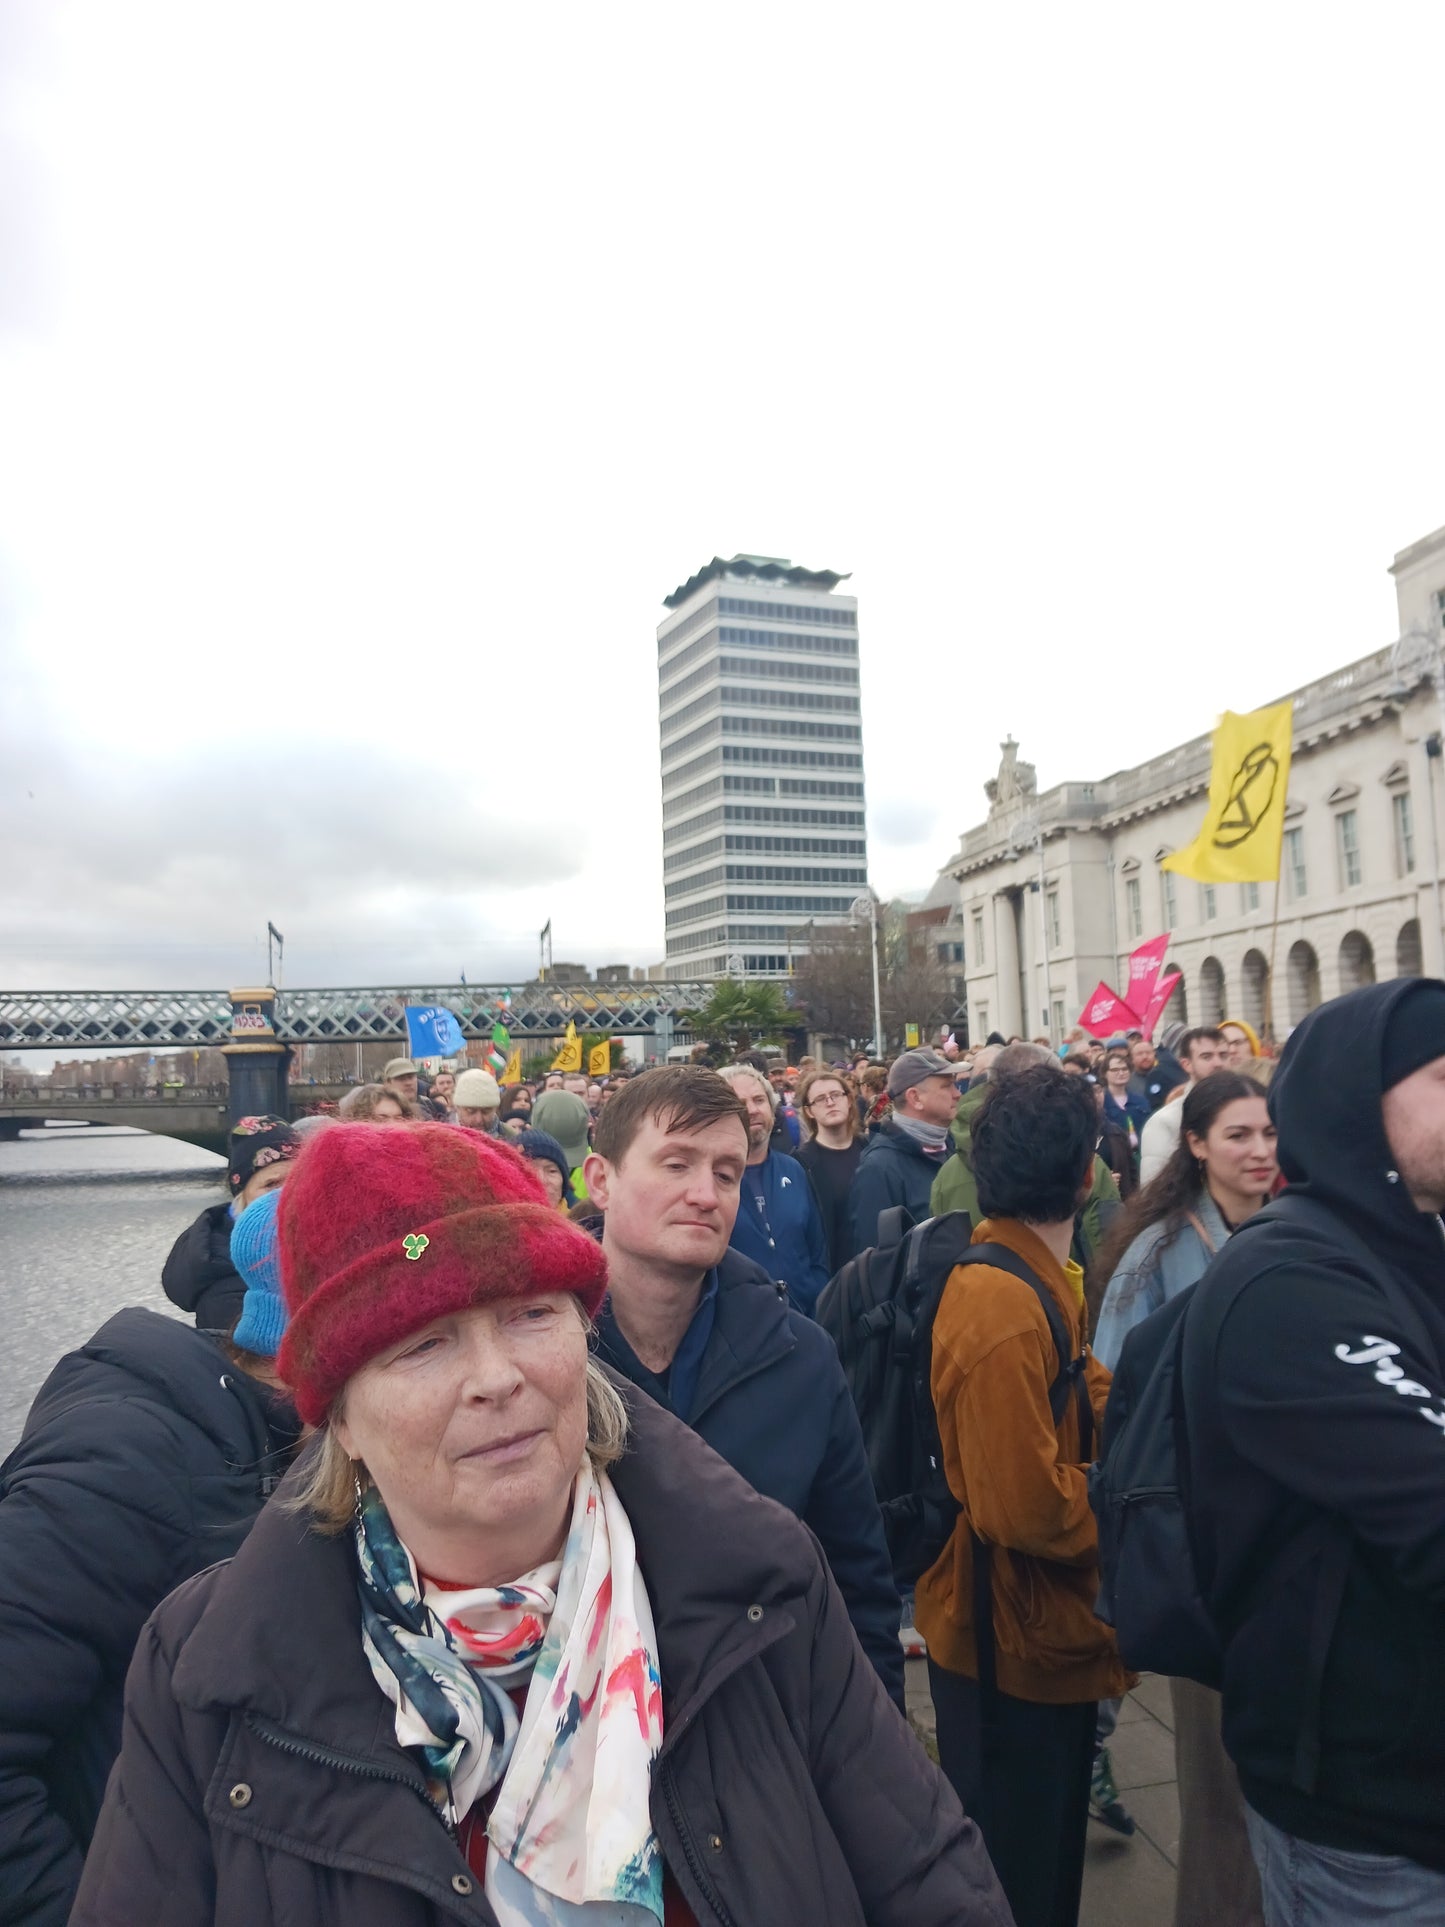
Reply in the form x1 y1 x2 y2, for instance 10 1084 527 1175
230 1187 289 1358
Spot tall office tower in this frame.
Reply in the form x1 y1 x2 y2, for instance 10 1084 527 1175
658 554 869 980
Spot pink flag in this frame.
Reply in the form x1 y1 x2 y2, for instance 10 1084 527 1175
1140 970 1184 1040
1079 983 1141 1039
1124 934 1171 1017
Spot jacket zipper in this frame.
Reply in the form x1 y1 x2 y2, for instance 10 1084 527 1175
247 1714 457 1837
660 1757 738 1927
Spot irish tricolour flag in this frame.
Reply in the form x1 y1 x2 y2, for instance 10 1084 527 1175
487 1024 510 1076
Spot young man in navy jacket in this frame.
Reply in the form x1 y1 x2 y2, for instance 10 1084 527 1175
584 1065 904 1711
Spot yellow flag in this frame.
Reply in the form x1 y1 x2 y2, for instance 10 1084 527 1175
551 1021 582 1073
588 1041 610 1077
1162 700 1293 884
499 1047 523 1086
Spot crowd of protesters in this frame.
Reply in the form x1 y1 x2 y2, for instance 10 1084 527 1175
4 980 1445 1926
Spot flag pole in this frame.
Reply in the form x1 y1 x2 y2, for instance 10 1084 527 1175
1265 873 1282 1047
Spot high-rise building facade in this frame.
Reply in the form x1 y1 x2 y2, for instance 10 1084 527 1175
658 554 869 980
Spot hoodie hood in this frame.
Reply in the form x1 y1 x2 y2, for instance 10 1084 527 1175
1269 979 1445 1272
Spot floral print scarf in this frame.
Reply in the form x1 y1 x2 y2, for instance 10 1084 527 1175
355 1461 666 1924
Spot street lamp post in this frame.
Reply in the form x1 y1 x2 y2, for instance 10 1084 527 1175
850 892 885 1057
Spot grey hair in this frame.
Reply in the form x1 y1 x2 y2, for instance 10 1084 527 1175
286 1349 630 1535
717 1063 776 1110
990 1041 1055 1082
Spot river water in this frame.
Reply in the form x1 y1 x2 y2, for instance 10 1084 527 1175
0 1126 226 1455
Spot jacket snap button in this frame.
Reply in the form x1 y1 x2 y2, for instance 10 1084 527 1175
709 1832 723 1852
451 1872 474 1895
228 1783 252 1809
746 1604 764 1624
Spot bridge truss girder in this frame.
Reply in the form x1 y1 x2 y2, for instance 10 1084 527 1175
0 983 724 1051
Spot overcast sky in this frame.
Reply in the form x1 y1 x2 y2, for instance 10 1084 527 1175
3 2 1443 999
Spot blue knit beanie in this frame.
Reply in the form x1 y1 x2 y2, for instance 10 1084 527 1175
230 1187 288 1357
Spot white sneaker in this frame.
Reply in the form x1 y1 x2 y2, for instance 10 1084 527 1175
899 1621 926 1658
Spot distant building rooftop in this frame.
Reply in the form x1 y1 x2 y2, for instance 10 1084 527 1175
663 553 850 609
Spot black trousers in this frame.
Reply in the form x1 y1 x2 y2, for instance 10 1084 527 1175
928 1657 1096 1927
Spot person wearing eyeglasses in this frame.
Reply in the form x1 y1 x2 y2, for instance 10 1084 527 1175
794 1069 865 1272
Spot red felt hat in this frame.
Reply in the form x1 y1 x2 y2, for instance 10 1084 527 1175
275 1120 608 1426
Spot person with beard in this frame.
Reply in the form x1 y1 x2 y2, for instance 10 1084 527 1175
0 1187 302 1925
716 1064 830 1315
161 1114 299 1331
1184 980 1445 1920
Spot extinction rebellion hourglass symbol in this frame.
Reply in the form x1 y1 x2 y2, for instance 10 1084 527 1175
1212 742 1281 850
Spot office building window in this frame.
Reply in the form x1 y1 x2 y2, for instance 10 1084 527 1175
1241 881 1260 913
1160 869 1177 929
1394 791 1416 875
1125 877 1142 939
976 1005 989 1039
1051 997 1065 1039
1337 809 1362 888
1283 825 1307 900
1202 884 1217 922
971 908 986 966
1046 889 1061 950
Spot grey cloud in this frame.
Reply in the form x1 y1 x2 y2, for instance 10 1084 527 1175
0 625 579 988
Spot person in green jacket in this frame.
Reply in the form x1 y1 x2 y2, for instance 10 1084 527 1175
931 1046 1120 1267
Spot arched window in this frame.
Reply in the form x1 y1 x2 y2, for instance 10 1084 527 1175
1199 956 1225 1026
1396 919 1423 978
1162 976 1187 1026
1338 930 1376 993
1240 949 1269 1033
1286 941 1321 1026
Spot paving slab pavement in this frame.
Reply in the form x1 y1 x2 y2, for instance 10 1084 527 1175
905 1659 1180 1923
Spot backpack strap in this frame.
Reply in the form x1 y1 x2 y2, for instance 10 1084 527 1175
951 1245 1093 1455
951 1242 1094 1728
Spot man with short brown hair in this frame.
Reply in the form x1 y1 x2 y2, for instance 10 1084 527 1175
585 1066 905 1708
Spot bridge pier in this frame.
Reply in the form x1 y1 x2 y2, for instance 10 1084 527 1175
221 987 290 1127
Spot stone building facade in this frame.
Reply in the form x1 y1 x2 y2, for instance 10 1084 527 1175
925 524 1445 1044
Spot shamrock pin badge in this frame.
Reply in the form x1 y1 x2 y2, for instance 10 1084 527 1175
402 1233 430 1262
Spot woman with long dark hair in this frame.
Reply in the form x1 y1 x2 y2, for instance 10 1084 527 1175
1091 1071 1277 1369
1090 1070 1278 1927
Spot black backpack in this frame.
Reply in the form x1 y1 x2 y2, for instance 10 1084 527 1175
817 1207 1092 1586
1090 1192 1431 1700
1088 1285 1228 1684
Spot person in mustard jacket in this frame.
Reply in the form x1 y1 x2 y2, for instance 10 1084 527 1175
915 1060 1132 1927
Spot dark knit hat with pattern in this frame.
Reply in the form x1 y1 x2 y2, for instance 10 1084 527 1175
275 1120 608 1425
226 1114 300 1195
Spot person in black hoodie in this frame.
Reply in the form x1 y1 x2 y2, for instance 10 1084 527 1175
161 1113 298 1330
1183 978 1445 1920
0 1190 301 1926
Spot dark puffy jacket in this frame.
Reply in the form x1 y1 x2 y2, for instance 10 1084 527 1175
162 1199 244 1331
73 1381 1012 1927
594 1248 905 1709
1184 980 1445 1868
849 1121 947 1254
0 1309 299 1927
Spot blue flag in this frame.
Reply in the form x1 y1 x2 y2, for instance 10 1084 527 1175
404 1004 466 1058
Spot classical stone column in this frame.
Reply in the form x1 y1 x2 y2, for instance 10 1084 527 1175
992 893 1023 1039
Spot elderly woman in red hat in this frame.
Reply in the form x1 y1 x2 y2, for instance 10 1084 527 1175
74 1123 1008 1927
